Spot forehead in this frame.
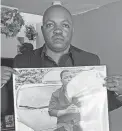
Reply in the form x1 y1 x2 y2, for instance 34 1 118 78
62 71 73 78
43 6 72 23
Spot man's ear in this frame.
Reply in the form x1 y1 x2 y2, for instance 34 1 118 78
41 26 44 37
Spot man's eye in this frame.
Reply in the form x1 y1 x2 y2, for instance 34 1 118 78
64 76 68 79
63 24 70 28
46 23 54 28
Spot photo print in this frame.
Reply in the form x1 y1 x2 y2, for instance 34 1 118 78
13 66 109 131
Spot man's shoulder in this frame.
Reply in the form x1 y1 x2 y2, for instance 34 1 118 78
13 47 43 68
71 45 99 58
15 46 43 58
71 45 100 65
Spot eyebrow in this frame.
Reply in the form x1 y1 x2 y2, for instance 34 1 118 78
44 19 72 25
62 20 72 25
43 20 54 25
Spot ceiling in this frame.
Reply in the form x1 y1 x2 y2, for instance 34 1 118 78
1 0 120 15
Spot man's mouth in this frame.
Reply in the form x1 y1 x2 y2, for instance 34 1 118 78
54 38 64 41
53 36 64 41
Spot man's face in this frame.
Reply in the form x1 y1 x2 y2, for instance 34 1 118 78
61 71 74 86
42 6 73 52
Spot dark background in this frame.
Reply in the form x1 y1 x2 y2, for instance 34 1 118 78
1 58 14 115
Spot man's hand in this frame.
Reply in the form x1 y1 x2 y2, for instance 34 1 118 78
57 104 79 117
65 104 79 114
72 97 81 107
1 66 19 88
104 75 122 95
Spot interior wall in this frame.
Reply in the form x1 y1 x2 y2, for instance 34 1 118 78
1 34 18 58
72 1 122 76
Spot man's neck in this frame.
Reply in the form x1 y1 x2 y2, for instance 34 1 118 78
45 45 70 64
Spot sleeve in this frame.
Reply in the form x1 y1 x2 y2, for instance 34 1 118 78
86 53 101 66
13 55 23 68
94 54 100 65
48 93 59 116
13 55 18 68
13 54 30 68
107 90 122 111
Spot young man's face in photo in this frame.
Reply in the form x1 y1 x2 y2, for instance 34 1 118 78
61 71 75 86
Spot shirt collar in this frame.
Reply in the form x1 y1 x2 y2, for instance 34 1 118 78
40 44 47 58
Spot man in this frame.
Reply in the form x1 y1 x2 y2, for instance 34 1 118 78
1 4 122 112
49 70 82 131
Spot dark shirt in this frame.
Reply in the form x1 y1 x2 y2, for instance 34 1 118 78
14 44 100 68
40 45 74 67
48 87 81 124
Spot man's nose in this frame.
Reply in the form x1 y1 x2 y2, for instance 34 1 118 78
68 78 71 81
53 27 63 35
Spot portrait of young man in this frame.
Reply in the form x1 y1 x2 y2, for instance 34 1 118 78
48 70 82 131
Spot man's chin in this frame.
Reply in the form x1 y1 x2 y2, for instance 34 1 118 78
51 45 68 52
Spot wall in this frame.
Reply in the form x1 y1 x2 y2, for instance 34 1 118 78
72 1 122 76
1 34 18 58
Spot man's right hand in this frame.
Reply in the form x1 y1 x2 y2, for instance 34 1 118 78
65 104 79 114
1 66 18 88
57 104 79 117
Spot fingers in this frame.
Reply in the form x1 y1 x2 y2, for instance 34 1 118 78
72 97 81 107
1 75 11 88
107 87 118 92
3 71 12 77
2 66 19 75
1 79 8 86
67 104 79 112
1 71 12 79
104 82 118 92
104 82 118 88
1 66 19 87
68 105 76 110
2 75 11 80
68 104 75 109
105 75 122 81
104 76 119 87
65 104 80 114
104 75 122 92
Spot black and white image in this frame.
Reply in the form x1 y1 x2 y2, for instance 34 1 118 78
13 66 109 131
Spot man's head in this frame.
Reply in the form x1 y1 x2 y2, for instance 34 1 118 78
41 5 74 52
60 70 74 86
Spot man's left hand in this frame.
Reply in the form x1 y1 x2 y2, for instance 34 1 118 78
104 75 122 95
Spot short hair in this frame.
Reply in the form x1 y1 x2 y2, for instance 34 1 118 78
43 5 72 25
60 70 71 79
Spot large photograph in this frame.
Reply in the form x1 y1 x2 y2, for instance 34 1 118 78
13 66 109 131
